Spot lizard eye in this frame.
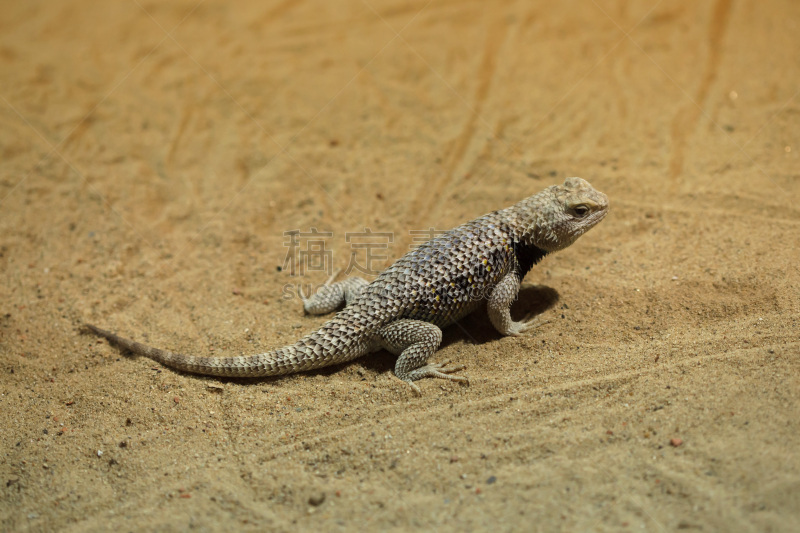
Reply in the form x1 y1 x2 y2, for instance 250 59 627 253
572 205 589 217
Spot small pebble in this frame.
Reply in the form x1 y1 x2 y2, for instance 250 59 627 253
308 493 326 506
670 438 683 447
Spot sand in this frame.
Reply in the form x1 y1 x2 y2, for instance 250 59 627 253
1 0 799 531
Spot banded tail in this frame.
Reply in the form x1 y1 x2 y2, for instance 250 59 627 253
85 310 379 377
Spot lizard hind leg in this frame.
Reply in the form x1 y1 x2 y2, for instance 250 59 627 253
379 319 468 394
301 271 368 315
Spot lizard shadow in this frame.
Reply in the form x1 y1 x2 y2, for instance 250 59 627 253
351 284 561 375
448 284 561 346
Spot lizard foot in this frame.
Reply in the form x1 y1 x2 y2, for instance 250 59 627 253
507 316 550 337
403 360 469 394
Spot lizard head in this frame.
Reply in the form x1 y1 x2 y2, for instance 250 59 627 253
518 177 609 252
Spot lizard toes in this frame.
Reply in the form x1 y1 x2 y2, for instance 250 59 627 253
420 367 469 385
509 317 550 336
404 380 422 396
427 360 466 374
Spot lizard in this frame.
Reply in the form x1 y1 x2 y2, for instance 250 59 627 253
86 177 609 393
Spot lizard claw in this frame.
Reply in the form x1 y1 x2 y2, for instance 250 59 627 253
405 380 422 396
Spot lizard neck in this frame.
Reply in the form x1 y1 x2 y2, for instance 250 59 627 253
513 241 548 279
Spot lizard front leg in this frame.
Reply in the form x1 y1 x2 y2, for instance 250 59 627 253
301 270 369 315
487 271 544 337
379 319 468 394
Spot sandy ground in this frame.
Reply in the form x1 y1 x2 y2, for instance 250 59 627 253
2 0 799 531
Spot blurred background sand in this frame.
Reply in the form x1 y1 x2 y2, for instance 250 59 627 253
1 1 799 530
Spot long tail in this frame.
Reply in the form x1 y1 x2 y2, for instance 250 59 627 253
84 315 377 378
